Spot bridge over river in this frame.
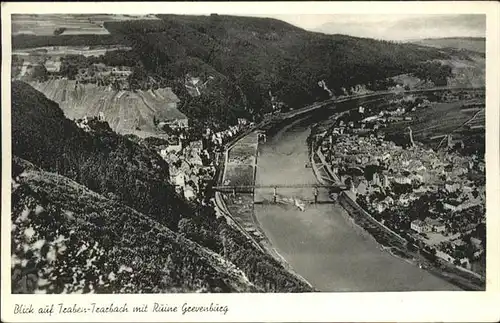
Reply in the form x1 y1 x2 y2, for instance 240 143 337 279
213 183 347 204
250 97 461 292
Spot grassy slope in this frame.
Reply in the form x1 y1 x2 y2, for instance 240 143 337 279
12 157 257 293
409 37 485 88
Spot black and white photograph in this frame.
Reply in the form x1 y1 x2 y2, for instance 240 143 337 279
2 1 499 322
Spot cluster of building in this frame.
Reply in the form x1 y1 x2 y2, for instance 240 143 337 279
156 118 251 201
162 139 213 201
329 97 431 136
316 92 485 273
12 45 135 91
75 63 133 89
13 56 134 90
202 118 251 149
74 112 106 132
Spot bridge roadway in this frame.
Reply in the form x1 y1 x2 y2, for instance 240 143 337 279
213 183 347 190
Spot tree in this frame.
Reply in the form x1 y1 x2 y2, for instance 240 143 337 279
53 27 67 36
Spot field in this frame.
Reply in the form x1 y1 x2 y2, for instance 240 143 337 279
437 54 485 88
411 37 485 54
12 14 110 36
383 98 485 147
224 165 255 187
224 194 266 242
223 131 259 186
12 14 159 36
391 74 430 90
464 109 485 128
13 45 132 58
228 145 256 164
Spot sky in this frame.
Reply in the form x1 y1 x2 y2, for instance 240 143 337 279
258 14 486 41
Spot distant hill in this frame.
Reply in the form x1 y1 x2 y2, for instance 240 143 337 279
411 37 485 53
12 14 464 129
11 81 314 293
406 37 485 88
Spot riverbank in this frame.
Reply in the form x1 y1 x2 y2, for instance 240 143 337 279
214 126 315 290
253 118 459 291
308 101 485 291
213 88 479 292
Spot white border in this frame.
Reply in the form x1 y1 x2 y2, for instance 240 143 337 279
2 2 499 322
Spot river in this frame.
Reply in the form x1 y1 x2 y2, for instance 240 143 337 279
253 106 461 292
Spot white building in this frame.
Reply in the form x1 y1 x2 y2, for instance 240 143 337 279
411 219 430 233
238 118 248 126
44 60 62 73
173 172 185 187
361 116 378 123
394 176 412 185
382 174 390 188
443 201 460 212
184 185 196 200
165 137 182 153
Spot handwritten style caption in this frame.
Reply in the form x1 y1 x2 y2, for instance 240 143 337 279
14 302 229 316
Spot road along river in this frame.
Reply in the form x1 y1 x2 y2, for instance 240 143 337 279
253 104 461 292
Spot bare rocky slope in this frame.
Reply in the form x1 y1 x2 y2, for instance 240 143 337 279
30 79 185 137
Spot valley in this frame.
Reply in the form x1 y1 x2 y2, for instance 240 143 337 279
8 13 486 294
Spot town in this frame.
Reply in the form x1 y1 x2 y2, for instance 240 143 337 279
74 108 253 204
312 89 486 278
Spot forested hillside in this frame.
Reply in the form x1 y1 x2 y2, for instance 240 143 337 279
13 14 458 129
12 81 188 230
105 15 451 122
11 81 314 293
12 157 257 293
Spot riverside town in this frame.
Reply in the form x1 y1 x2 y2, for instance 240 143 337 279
9 13 486 295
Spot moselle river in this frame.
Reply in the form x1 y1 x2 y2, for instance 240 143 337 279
253 102 460 292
